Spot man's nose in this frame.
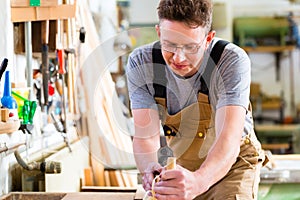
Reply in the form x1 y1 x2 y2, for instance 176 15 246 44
173 48 186 62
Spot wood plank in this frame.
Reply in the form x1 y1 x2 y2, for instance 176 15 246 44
242 45 295 53
262 143 290 150
256 124 300 132
104 170 111 186
272 154 300 160
91 156 105 186
109 170 119 187
83 168 94 186
62 192 135 200
11 4 76 22
115 170 125 187
81 186 136 192
11 0 60 7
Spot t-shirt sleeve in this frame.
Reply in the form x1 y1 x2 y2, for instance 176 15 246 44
126 48 158 110
212 44 251 110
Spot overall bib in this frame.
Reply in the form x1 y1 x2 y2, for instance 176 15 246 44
152 41 267 199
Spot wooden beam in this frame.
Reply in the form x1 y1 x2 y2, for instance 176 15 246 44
11 4 76 22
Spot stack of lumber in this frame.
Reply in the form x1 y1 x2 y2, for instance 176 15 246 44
104 169 138 187
83 167 138 188
76 0 135 186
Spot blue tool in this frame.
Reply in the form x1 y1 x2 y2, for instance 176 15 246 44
1 71 18 110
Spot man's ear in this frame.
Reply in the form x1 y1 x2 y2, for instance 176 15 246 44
155 24 161 38
204 30 216 48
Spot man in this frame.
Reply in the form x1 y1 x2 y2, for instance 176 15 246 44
126 0 266 199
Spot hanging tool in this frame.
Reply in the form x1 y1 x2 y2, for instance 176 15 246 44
56 18 68 134
41 20 50 113
65 14 77 115
12 91 37 125
50 111 72 152
52 19 72 152
57 48 68 132
12 91 37 135
0 58 8 81
14 148 61 174
0 58 8 107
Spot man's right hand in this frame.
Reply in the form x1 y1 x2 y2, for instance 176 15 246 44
142 162 163 191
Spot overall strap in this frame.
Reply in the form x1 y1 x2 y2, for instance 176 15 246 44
200 40 229 95
152 41 167 99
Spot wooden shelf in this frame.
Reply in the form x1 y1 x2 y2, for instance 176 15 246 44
0 120 20 134
11 0 60 7
242 45 295 53
11 4 76 22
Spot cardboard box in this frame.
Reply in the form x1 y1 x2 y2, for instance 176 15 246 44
11 0 60 7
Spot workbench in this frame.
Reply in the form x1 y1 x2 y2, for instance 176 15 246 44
258 154 300 200
0 192 136 200
3 156 300 200
255 124 300 154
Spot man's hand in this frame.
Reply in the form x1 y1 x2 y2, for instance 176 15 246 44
153 165 207 200
142 162 163 191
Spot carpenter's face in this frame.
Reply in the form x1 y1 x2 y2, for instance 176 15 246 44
156 20 215 77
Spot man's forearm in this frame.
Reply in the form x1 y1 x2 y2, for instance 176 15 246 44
132 109 161 172
195 136 240 192
133 136 160 172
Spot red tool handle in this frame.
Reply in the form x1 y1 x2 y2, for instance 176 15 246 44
57 49 65 75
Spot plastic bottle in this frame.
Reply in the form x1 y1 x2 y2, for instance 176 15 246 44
1 71 18 119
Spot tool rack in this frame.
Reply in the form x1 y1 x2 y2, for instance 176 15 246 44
0 1 76 135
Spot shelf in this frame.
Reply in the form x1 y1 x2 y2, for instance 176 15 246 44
11 4 76 22
242 45 295 53
0 120 20 134
245 45 297 116
11 0 59 7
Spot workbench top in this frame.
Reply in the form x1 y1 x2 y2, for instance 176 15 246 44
0 192 138 200
63 192 136 200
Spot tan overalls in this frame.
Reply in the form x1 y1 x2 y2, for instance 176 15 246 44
152 40 267 199
155 92 267 200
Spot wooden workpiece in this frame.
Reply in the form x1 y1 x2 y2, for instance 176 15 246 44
166 157 176 170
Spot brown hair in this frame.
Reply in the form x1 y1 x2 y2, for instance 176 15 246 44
157 0 213 32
